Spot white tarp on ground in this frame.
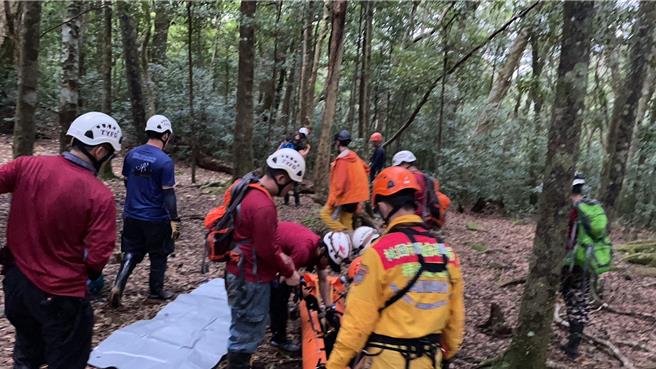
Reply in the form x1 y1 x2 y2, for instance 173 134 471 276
89 278 230 369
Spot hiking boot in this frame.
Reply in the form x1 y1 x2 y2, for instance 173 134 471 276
271 338 300 354
108 286 123 308
562 322 583 359
148 289 175 301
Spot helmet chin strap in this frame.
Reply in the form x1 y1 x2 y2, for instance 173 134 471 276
79 146 113 174
383 205 402 225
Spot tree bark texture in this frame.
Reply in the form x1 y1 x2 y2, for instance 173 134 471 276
308 0 329 115
297 1 315 128
233 0 256 178
358 0 373 138
117 1 146 138
188 0 197 184
59 1 82 153
150 0 171 66
498 2 594 369
101 0 112 114
476 26 529 134
599 1 656 219
312 0 347 199
13 1 41 158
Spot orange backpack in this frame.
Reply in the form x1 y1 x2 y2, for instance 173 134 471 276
203 173 271 263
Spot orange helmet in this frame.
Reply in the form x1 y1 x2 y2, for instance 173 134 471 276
369 132 383 143
372 166 420 205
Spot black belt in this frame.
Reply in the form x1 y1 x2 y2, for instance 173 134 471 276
363 333 442 369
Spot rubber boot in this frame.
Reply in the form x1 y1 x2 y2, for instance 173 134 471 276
148 252 174 301
562 322 583 359
109 253 136 308
227 352 251 369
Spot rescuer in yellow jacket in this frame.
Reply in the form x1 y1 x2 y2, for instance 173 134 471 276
326 166 465 369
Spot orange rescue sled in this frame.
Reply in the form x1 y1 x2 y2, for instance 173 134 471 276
298 273 347 369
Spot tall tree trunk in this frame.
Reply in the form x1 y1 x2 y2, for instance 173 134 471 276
599 1 656 219
497 2 594 368
59 1 82 153
358 0 372 138
476 27 529 134
77 2 87 110
101 0 112 115
188 0 197 183
279 40 299 134
99 0 114 179
297 1 315 128
233 0 256 178
150 0 171 66
117 1 146 139
13 1 41 158
308 0 329 111
140 2 155 117
312 0 347 199
224 44 231 99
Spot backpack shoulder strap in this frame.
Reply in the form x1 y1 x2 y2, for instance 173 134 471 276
378 227 448 312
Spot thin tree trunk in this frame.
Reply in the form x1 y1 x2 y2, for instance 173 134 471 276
233 0 257 178
99 0 114 179
141 2 155 117
266 0 283 139
527 31 545 189
279 41 299 134
117 0 146 137
101 0 112 115
77 2 87 111
13 1 41 158
297 1 315 127
497 2 594 368
599 1 656 219
312 0 347 199
345 2 362 132
358 0 372 138
151 0 171 66
224 44 231 99
436 24 448 171
476 26 530 134
308 0 329 109
188 1 197 184
59 0 82 153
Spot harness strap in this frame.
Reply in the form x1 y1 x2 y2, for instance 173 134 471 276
365 333 442 369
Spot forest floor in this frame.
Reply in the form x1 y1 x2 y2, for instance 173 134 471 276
0 134 655 369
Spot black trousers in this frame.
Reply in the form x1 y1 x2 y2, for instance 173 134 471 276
3 266 93 369
269 281 293 342
121 217 174 293
284 183 301 206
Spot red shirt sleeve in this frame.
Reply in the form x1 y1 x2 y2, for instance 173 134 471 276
0 157 22 194
251 203 295 278
84 191 117 273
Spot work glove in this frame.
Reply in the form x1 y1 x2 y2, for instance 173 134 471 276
170 219 181 241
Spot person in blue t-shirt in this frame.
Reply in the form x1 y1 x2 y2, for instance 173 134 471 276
109 115 180 307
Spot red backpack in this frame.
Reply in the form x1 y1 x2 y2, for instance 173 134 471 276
202 173 271 265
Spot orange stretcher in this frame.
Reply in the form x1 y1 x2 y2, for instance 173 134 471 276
298 273 347 369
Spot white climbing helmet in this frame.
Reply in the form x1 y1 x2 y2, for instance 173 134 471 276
351 226 380 258
392 150 417 166
323 231 352 266
266 148 306 183
145 114 173 134
298 127 310 136
572 175 586 187
66 112 122 151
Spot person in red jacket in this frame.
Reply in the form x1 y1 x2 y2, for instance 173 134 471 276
269 222 352 353
223 148 305 369
0 112 122 369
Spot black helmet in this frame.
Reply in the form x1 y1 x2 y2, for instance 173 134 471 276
334 129 352 145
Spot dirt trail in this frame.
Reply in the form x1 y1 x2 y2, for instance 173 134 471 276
0 135 654 369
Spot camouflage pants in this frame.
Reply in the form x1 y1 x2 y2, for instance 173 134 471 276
560 266 591 326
